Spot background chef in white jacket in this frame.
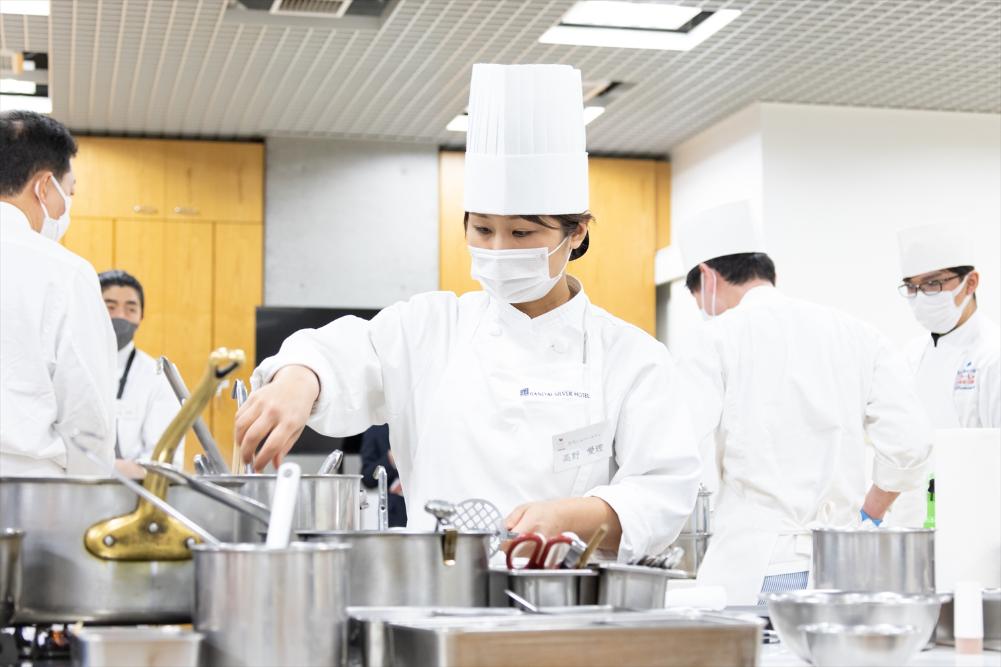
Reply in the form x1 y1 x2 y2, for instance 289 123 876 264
677 201 932 604
99 269 183 464
0 111 117 475
235 64 702 559
897 223 1000 428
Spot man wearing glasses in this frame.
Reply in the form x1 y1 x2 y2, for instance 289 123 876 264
897 223 1000 428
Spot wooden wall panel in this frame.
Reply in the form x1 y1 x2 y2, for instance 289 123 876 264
113 218 167 356
73 138 166 219
655 162 672 250
165 142 264 222
61 217 113 275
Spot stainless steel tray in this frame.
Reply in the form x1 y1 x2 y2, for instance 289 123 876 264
385 609 763 667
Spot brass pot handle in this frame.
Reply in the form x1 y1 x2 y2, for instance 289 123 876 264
441 527 458 567
85 348 245 561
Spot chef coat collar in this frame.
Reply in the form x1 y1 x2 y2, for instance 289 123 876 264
0 202 34 236
736 283 781 307
117 341 136 368
489 274 589 333
930 309 984 349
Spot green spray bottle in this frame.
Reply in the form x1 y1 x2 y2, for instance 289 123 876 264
923 476 936 529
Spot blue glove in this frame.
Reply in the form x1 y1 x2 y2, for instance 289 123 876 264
860 509 882 526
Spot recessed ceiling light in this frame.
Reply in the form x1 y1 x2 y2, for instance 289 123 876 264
540 2 740 51
0 94 52 113
0 1 49 16
582 106 606 125
446 113 469 133
563 1 700 31
0 79 37 95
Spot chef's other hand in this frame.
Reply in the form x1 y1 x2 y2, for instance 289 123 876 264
113 458 147 479
505 497 622 551
235 365 319 472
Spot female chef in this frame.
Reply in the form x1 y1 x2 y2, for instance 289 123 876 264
236 64 701 559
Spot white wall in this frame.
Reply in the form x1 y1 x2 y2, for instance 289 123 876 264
265 138 440 308
664 103 1001 351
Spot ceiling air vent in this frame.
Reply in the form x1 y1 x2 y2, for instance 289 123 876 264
269 0 353 18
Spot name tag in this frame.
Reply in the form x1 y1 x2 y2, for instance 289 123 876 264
553 421 611 473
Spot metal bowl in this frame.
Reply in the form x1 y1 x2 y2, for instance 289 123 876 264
802 623 923 667
765 590 947 662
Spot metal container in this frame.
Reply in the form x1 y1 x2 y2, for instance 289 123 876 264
802 623 924 667
348 607 520 667
937 588 1001 650
0 477 242 624
0 529 22 626
299 530 491 607
683 486 712 534
69 626 202 667
386 609 763 667
191 541 351 667
665 532 709 578
812 528 935 594
766 590 948 663
220 474 363 540
597 563 688 610
505 569 599 607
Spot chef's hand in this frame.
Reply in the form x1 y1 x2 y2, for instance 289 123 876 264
234 365 319 472
113 458 147 479
505 497 622 551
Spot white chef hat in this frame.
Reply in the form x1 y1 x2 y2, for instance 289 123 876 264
463 64 589 216
897 223 976 278
677 200 768 273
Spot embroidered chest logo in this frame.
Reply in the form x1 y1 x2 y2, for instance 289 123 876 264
519 387 590 399
954 361 977 391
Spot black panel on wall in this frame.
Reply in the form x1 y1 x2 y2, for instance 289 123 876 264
255 306 382 455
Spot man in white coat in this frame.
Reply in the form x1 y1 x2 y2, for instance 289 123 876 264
897 223 1000 428
99 269 183 464
0 111 117 475
677 201 932 604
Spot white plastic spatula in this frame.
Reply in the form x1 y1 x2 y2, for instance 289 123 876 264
265 462 301 548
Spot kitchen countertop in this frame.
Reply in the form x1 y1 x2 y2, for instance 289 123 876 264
761 644 1001 666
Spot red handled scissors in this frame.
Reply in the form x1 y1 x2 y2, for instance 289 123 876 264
505 532 546 570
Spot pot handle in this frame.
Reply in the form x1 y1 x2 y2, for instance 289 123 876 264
139 461 271 525
441 527 458 567
68 435 221 548
374 465 389 532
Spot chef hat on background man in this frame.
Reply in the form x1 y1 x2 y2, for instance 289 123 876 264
897 223 976 278
677 200 768 274
463 64 588 216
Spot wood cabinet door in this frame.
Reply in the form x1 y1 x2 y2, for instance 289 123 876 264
165 141 264 223
113 218 167 356
209 221 264 468
61 217 114 275
73 138 166 219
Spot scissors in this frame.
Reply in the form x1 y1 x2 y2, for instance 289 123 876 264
505 532 546 570
537 533 577 569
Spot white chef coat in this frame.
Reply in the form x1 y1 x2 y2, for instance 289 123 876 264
680 285 931 604
115 342 184 464
0 202 117 475
253 278 702 560
905 310 1001 429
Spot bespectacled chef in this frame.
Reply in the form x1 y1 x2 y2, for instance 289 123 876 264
234 64 701 560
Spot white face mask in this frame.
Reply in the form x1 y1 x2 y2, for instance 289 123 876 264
909 276 971 334
699 268 718 320
35 174 72 242
469 236 570 304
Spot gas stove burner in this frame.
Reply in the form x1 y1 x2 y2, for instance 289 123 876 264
0 625 72 665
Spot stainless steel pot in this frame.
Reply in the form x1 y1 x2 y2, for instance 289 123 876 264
192 541 352 667
597 563 688 610
505 569 599 607
812 528 935 594
222 474 364 540
299 530 491 607
0 529 22 626
0 477 241 624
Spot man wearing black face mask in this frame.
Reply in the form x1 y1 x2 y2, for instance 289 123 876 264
98 270 183 464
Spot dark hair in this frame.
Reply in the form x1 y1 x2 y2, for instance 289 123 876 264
685 252 777 292
0 111 78 197
463 211 593 260
99 269 145 315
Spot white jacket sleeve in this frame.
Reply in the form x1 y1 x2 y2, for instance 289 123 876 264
865 334 933 492
979 353 1000 428
141 372 184 465
53 264 118 469
585 346 702 561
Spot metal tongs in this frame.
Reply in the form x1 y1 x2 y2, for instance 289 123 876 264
158 356 229 473
231 379 252 474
